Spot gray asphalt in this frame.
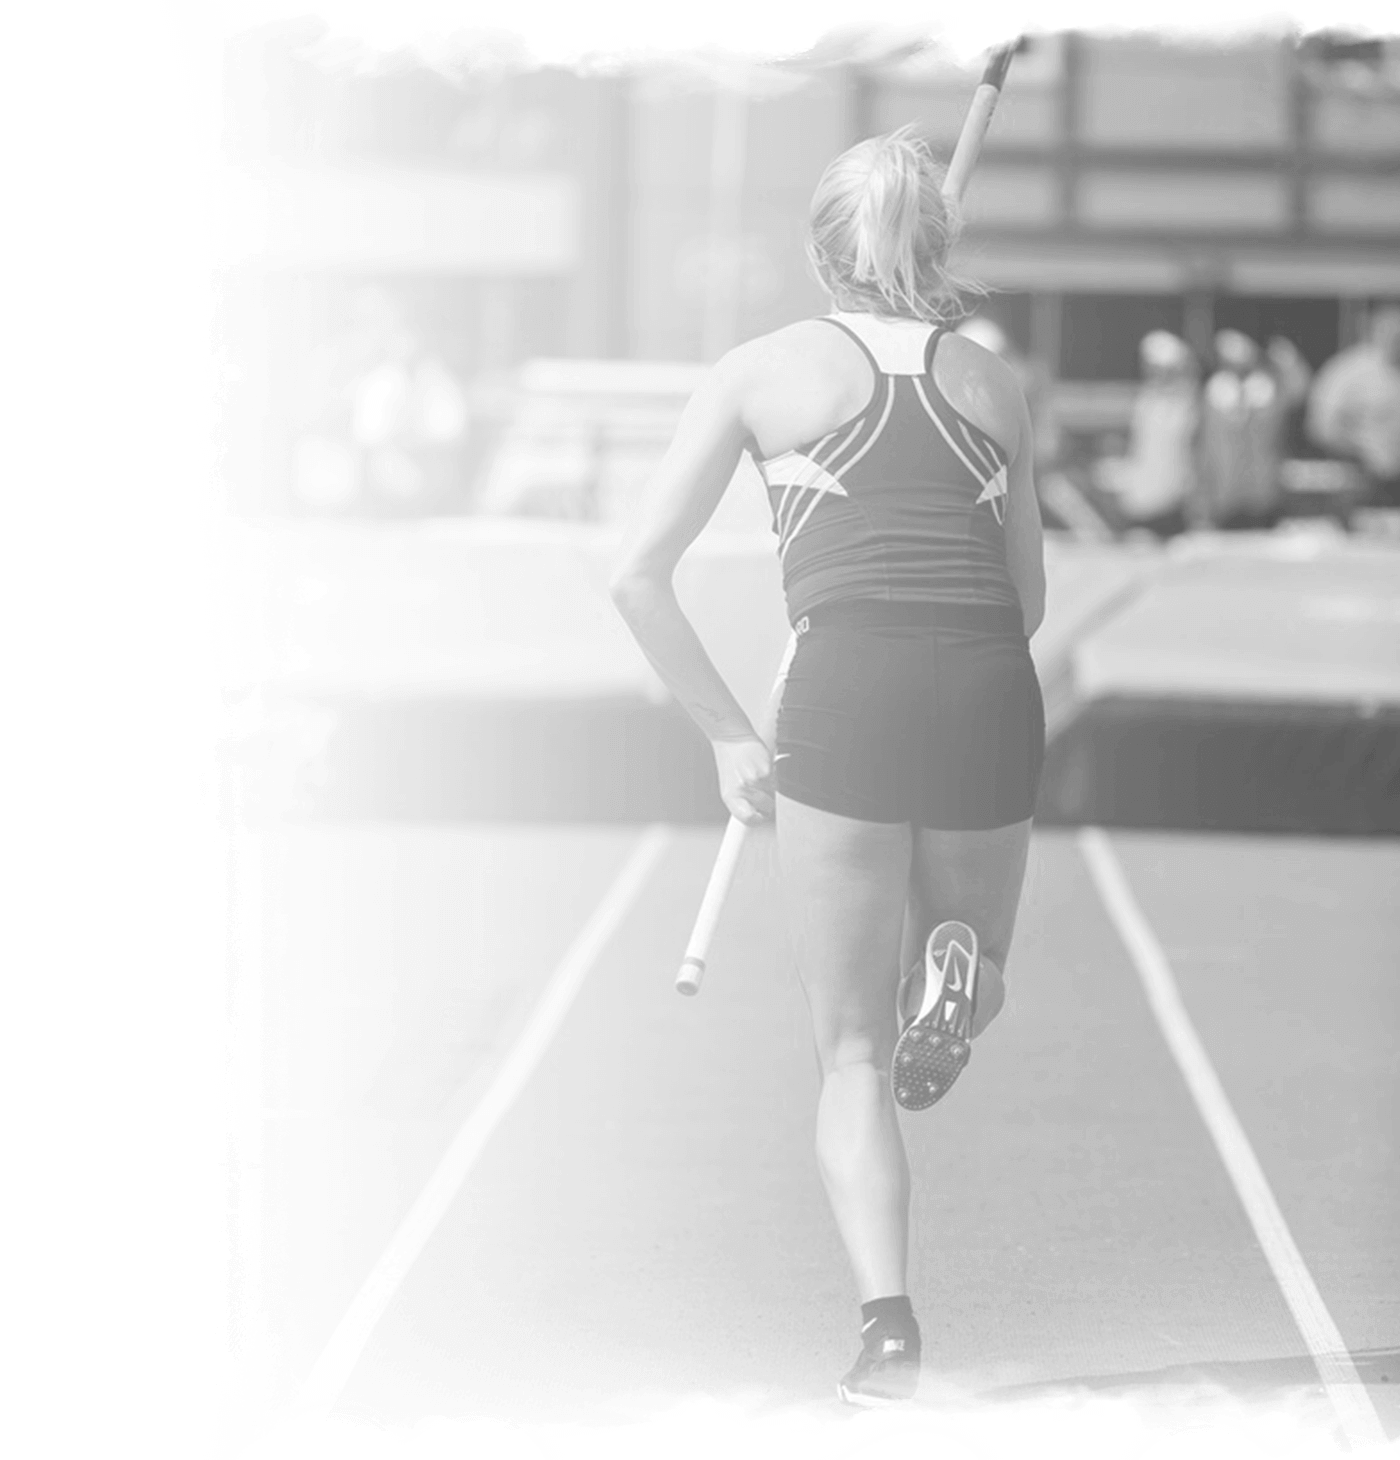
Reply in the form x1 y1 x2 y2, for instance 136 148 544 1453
233 825 1399 1441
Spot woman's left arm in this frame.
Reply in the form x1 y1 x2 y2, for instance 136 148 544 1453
1003 388 1046 638
609 348 775 822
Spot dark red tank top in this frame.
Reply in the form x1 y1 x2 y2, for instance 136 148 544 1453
750 313 1021 624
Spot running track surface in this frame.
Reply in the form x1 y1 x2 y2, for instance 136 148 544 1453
231 822 1400 1445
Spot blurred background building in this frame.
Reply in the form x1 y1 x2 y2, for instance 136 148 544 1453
218 20 1400 824
219 25 1400 526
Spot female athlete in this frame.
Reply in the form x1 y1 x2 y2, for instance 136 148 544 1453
610 125 1046 1407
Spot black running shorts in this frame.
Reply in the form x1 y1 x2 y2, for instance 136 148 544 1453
774 601 1045 830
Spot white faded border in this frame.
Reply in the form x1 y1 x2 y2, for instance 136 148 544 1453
216 1 1399 71
10 2 1396 1459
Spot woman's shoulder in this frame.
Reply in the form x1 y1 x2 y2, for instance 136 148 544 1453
933 331 1027 454
717 320 872 455
689 321 841 408
725 317 855 375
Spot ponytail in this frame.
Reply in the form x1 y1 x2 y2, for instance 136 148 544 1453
806 125 983 324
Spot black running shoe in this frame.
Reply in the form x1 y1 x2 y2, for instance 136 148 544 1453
837 1314 922 1407
891 920 980 1112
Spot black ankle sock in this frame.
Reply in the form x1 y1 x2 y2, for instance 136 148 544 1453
861 1295 916 1329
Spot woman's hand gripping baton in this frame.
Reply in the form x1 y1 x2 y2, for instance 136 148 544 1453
675 37 1021 997
675 633 797 994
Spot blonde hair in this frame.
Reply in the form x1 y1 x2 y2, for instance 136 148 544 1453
805 125 981 325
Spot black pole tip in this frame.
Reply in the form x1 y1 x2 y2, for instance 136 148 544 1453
981 38 1022 90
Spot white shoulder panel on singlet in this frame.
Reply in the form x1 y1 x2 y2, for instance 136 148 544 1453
829 312 937 376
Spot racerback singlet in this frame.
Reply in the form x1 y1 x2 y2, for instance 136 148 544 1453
750 313 1021 624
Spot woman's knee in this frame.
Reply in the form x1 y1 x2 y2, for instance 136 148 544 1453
813 1025 893 1078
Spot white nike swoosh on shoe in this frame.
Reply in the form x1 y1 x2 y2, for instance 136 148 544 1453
943 940 972 994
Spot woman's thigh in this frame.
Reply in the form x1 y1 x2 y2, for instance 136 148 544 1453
776 792 912 1069
906 819 1033 970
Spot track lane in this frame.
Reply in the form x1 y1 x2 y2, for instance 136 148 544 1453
901 832 1325 1408
1098 831 1400 1438
238 825 651 1403
328 829 1347 1430
334 829 847 1418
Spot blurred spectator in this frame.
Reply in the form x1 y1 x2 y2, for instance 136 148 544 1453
292 286 469 516
1196 330 1311 530
1306 306 1400 508
1093 330 1200 540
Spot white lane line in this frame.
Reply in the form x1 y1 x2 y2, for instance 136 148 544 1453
295 825 672 1417
1079 828 1386 1452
